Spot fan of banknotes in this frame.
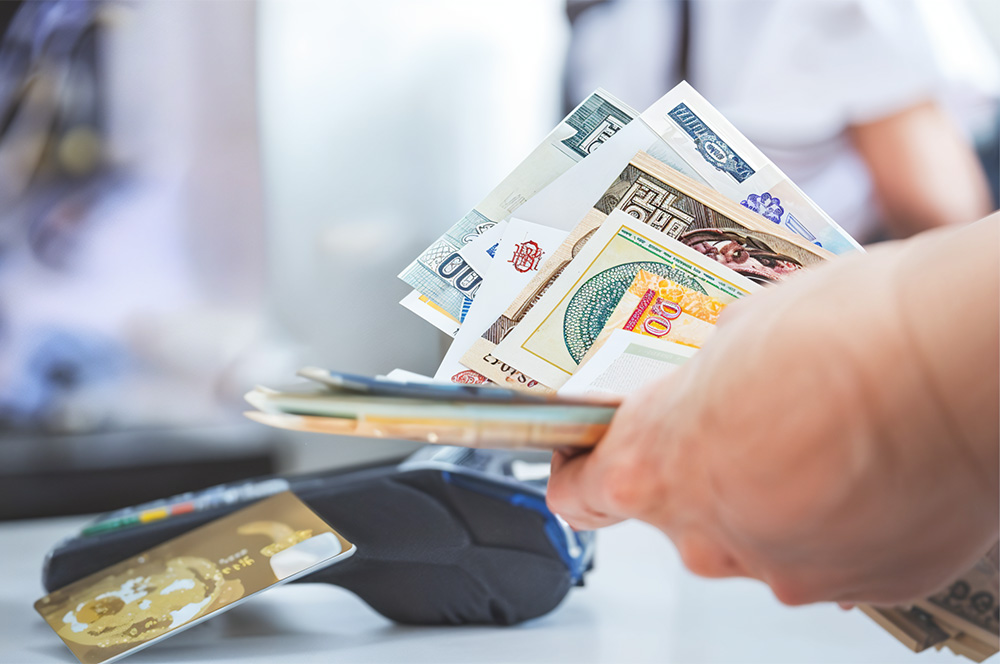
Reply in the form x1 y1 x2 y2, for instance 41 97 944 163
246 81 998 661
245 366 618 449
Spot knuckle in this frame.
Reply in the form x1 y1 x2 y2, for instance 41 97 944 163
678 535 726 579
601 459 645 515
767 575 815 606
545 483 569 516
564 514 599 532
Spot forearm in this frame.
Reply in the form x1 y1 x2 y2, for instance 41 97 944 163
850 101 993 237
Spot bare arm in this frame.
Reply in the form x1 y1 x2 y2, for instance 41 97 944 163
849 100 993 238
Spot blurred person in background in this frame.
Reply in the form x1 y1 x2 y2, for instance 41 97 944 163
565 0 999 244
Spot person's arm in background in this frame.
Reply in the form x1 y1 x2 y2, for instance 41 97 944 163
850 100 994 238
546 212 999 607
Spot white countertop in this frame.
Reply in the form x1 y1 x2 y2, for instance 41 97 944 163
0 514 988 663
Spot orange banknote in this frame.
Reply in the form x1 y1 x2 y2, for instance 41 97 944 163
577 269 731 369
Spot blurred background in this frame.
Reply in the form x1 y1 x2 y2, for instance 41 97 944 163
1 0 997 520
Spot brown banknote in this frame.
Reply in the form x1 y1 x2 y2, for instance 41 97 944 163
861 542 1000 662
922 542 1000 645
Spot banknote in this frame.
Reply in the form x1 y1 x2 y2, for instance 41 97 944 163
398 89 636 322
461 208 611 392
921 543 1000 647
434 218 568 386
558 329 696 399
938 634 998 663
575 269 725 373
380 368 436 384
399 289 460 337
457 115 706 274
860 542 999 661
301 366 522 402
245 385 617 423
588 151 835 279
245 410 610 450
461 151 830 390
460 80 864 274
458 218 507 277
641 81 861 255
858 605 951 653
489 210 759 389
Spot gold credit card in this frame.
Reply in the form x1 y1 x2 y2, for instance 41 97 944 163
35 492 355 664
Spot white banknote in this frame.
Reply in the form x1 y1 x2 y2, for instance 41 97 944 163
434 218 569 385
558 329 696 399
641 81 861 254
399 290 460 337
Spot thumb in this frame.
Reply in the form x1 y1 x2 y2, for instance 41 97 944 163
547 449 614 531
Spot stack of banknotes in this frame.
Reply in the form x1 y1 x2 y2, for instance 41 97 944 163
246 82 998 661
245 366 618 449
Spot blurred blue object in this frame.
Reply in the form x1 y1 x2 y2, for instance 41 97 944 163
0 327 125 428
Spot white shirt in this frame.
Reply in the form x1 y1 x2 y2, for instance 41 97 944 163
566 0 1000 240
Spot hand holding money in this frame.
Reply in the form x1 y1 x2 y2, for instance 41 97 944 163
249 80 998 660
548 214 999 607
